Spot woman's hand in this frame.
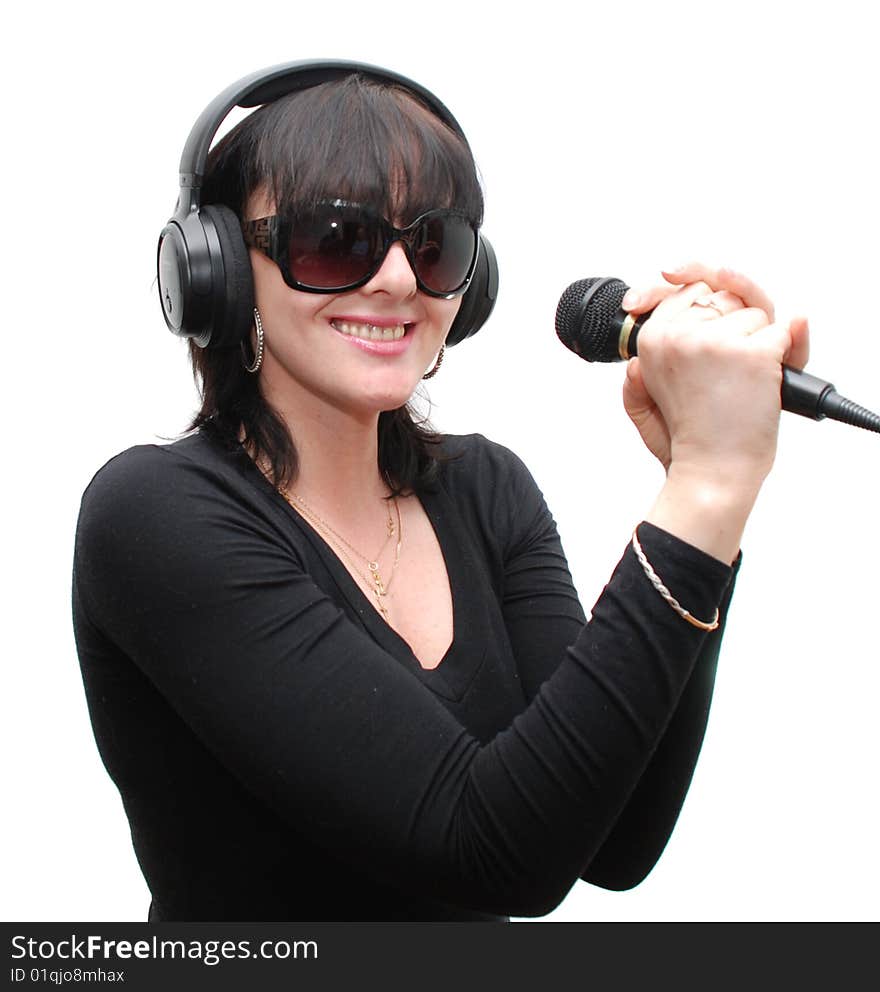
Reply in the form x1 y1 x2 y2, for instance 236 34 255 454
622 262 809 482
621 262 810 562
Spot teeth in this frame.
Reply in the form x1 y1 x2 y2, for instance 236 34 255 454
332 320 407 341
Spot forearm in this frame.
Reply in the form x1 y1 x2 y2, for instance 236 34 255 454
582 555 738 890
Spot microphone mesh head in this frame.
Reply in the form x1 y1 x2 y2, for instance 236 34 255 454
555 277 629 362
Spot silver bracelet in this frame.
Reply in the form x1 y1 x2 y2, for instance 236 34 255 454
631 529 720 632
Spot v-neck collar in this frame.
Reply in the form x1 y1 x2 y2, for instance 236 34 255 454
235 443 487 701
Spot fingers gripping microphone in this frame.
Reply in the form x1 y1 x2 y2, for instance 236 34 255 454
556 277 880 434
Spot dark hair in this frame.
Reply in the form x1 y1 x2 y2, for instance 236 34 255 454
188 73 484 494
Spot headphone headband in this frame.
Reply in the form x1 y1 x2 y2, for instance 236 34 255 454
177 60 468 212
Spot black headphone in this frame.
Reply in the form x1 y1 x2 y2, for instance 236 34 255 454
157 60 499 351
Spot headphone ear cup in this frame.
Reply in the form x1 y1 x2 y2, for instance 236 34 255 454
445 233 499 346
200 204 255 349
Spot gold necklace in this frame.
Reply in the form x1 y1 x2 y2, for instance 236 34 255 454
280 489 403 619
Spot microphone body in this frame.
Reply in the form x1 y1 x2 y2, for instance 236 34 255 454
555 277 880 433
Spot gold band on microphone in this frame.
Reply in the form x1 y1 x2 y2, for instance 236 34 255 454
619 313 637 360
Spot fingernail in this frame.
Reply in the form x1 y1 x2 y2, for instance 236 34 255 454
622 290 640 309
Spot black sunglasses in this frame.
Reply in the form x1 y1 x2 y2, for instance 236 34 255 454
241 200 480 298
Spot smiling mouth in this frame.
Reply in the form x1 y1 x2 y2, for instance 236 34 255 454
330 319 409 342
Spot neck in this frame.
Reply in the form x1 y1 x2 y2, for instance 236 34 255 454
259 378 391 513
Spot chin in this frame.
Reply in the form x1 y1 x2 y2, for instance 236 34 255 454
372 390 419 414
357 376 425 414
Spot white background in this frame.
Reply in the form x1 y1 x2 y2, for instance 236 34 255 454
3 0 878 923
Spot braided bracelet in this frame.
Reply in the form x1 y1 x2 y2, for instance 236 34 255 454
631 529 720 632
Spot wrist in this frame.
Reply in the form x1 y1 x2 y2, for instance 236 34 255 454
646 465 763 564
667 438 776 492
665 458 766 503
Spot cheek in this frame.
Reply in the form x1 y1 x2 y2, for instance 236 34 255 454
250 252 327 329
436 297 462 336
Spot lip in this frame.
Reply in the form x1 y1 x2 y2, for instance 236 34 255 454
329 316 416 357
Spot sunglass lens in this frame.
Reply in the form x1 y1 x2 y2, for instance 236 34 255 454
288 204 381 289
412 215 476 295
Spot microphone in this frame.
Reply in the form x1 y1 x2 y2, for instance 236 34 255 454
556 276 880 434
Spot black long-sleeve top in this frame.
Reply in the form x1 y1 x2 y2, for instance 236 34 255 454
71 430 737 921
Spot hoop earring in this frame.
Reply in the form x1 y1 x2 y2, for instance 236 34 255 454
422 344 445 380
241 308 264 374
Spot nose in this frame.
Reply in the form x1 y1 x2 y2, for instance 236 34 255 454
364 241 418 297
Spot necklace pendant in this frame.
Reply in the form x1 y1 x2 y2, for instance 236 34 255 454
369 562 386 598
374 584 389 617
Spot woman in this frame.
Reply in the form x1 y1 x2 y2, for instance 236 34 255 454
72 62 809 921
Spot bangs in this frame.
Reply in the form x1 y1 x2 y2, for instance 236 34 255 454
205 75 484 226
